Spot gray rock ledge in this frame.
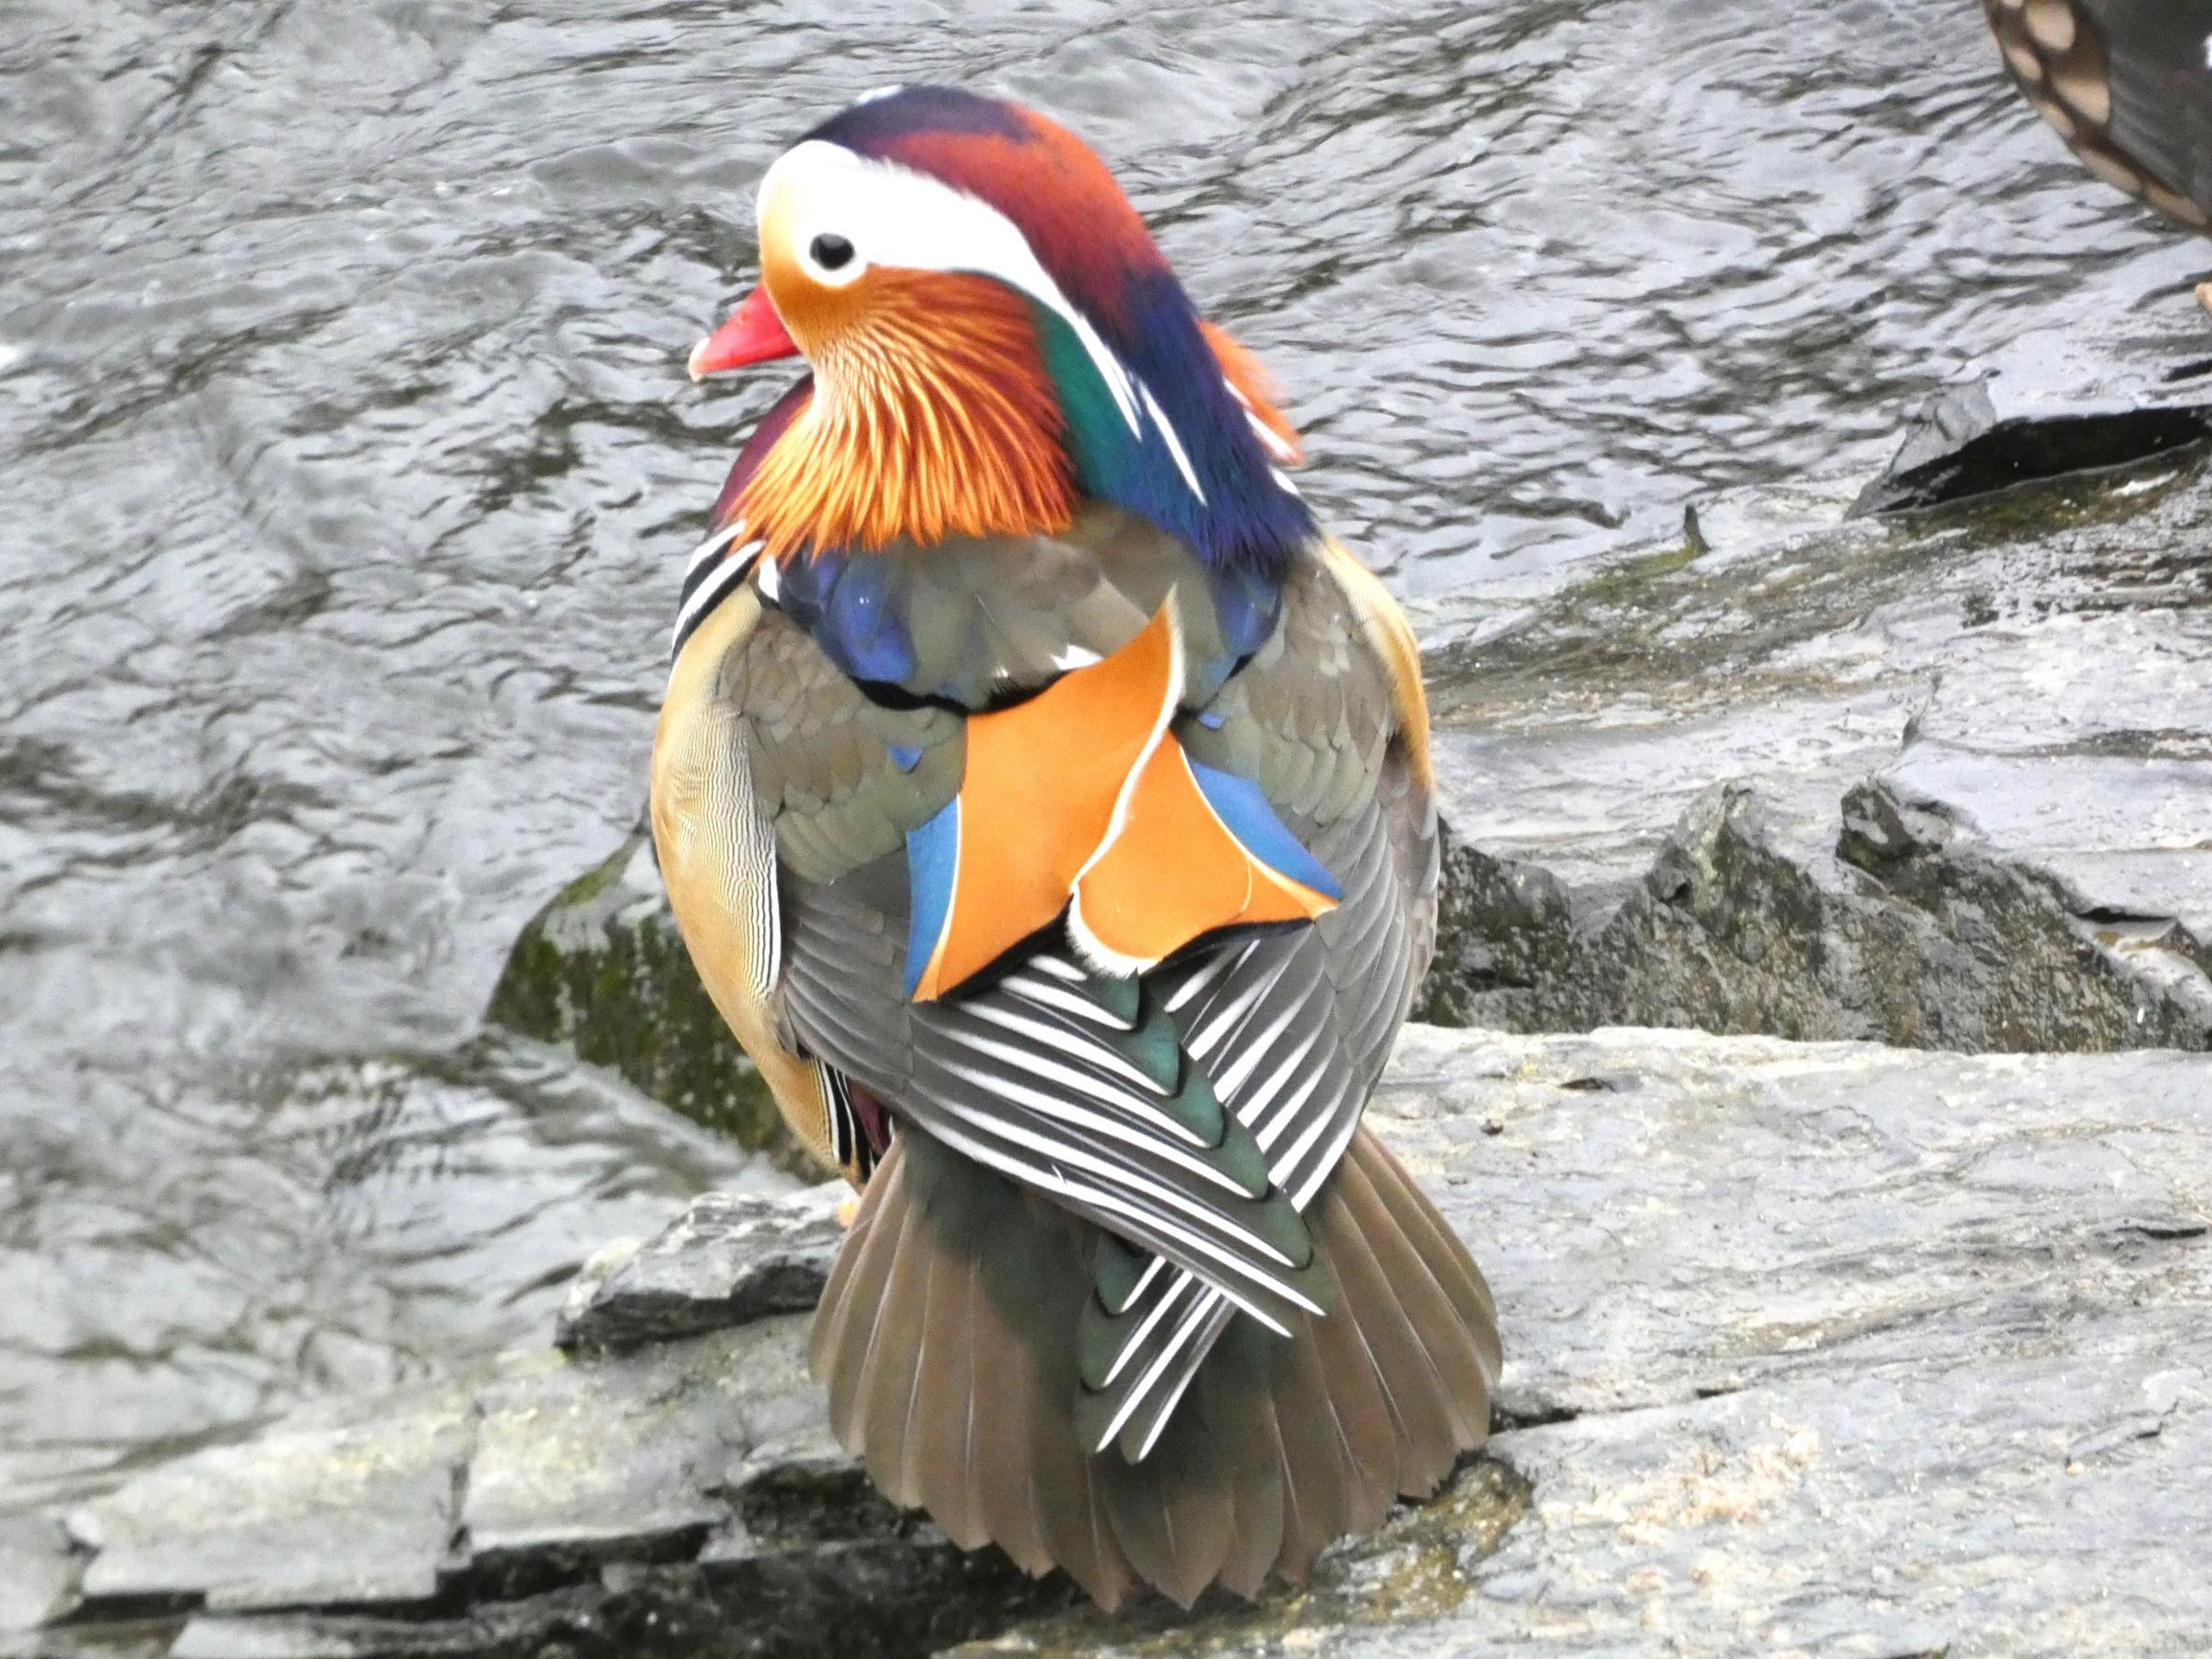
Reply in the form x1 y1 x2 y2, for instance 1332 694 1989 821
1418 440 2212 1052
12 1025 2207 1659
555 1185 849 1355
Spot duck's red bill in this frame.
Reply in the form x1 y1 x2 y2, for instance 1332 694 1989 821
688 286 798 380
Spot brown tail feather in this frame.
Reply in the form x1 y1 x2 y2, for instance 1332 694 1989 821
1331 1147 1491 1450
815 1156 909 1441
1100 1390 1235 1605
903 1239 981 1547
1201 1345 1287 1599
808 1125 1498 1608
1358 1130 1505 1381
1323 1152 1457 1485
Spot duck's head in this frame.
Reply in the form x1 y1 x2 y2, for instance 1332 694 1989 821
691 86 1309 574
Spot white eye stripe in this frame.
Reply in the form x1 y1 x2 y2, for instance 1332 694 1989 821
759 140 1233 506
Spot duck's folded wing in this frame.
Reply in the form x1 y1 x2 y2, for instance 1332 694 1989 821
723 538 1439 1448
1070 542 1444 1458
731 599 1332 1337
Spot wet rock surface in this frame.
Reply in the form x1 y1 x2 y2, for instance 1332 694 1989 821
65 337 2206 1657
0 1516 80 1635
1849 314 2212 515
16 1026 2208 1658
1415 438 2212 1050
554 1185 847 1355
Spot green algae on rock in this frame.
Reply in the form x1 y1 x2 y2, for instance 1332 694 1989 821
486 831 803 1171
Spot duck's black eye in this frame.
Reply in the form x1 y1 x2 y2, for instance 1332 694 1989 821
810 233 855 271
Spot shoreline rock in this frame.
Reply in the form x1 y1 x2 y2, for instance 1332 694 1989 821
15 1027 2208 1658
486 836 803 1170
87 328 2203 1658
554 1186 848 1356
1415 440 2211 1052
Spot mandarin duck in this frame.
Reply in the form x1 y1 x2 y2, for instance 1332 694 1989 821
650 86 1499 1608
1985 0 2212 234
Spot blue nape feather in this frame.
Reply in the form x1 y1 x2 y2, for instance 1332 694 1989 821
1030 269 1313 587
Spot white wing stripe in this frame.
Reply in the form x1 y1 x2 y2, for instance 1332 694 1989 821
993 971 1127 1027
935 1035 1218 1163
1096 1284 1220 1453
682 518 751 582
1115 1253 1168 1314
1162 940 1252 1013
1132 1294 1234 1461
954 1002 1177 1103
1275 1095 1349 1204
1209 992 1312 1103
1249 1039 1331 1153
927 1064 1295 1254
1099 1273 1197 1389
670 545 762 658
920 1107 1307 1334
1184 950 1297 1063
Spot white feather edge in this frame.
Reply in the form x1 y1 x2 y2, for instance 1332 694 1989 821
1129 1293 1233 1459
1065 597 1187 979
1138 378 1206 504
669 541 765 661
684 517 751 580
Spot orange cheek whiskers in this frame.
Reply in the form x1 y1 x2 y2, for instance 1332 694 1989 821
735 275 1077 561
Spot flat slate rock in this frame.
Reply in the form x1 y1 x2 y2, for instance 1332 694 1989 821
61 1384 476 1615
18 1027 2209 1658
555 1184 848 1355
461 1324 818 1564
1849 312 2212 516
0 1514 81 1632
965 1025 2212 1658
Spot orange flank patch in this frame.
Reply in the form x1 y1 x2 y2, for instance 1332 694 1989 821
911 606 1181 1000
1072 741 1335 972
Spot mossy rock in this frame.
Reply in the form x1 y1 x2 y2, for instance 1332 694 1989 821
488 831 806 1171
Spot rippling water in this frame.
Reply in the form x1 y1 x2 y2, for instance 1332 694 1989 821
2 0 2204 1506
